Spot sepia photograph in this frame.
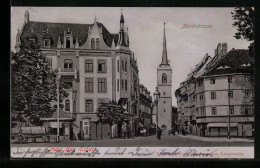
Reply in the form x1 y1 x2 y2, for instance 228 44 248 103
10 7 254 158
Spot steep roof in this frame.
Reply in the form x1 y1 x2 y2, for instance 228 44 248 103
20 21 119 48
203 49 253 76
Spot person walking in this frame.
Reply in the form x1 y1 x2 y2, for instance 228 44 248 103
157 128 162 140
122 122 127 139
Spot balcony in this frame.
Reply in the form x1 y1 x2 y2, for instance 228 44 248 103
58 68 78 79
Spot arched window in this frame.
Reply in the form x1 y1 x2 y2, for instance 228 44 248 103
162 73 167 83
96 38 100 49
86 100 93 112
66 37 70 48
65 99 70 111
91 38 95 49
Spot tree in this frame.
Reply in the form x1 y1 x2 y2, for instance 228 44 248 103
96 101 130 139
231 7 255 42
11 40 68 126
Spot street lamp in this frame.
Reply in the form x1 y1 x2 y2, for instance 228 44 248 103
153 87 160 140
227 75 231 139
56 69 60 143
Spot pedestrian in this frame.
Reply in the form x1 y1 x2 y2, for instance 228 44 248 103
143 128 147 136
122 122 127 139
157 128 162 140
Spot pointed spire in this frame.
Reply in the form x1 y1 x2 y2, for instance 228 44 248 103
94 15 97 24
160 23 169 66
120 9 124 31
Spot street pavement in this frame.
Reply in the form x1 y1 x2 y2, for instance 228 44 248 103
11 133 254 147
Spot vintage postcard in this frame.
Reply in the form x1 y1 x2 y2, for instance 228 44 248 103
10 7 254 159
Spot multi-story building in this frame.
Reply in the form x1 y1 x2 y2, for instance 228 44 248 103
175 43 254 137
15 11 150 140
138 84 153 135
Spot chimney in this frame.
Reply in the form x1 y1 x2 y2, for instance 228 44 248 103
24 11 29 24
217 43 222 59
222 43 227 55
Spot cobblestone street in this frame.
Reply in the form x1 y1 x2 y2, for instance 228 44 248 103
11 134 254 147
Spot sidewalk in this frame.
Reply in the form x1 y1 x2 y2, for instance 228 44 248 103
176 134 254 143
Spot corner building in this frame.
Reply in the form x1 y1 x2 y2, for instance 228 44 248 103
15 11 153 140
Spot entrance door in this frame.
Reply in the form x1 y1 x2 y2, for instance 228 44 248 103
82 119 90 140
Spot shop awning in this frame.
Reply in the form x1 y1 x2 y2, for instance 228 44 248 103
40 110 75 121
207 123 238 128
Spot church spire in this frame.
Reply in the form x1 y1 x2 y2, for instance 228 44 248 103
160 23 169 67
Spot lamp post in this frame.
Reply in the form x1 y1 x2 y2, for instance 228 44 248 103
153 87 160 140
56 69 60 143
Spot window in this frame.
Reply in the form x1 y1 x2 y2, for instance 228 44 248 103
228 91 233 98
121 80 124 91
98 78 106 92
96 38 100 49
117 79 119 92
125 61 127 72
64 59 73 70
211 107 217 115
162 73 167 83
64 81 73 89
73 99 76 113
117 60 119 72
163 92 166 95
66 37 70 48
125 80 127 91
65 99 70 111
210 78 215 84
198 79 203 87
229 106 234 115
200 94 204 100
121 60 124 72
228 76 233 83
85 78 93 92
85 100 93 112
245 75 251 82
164 101 166 104
211 92 216 99
45 57 52 67
98 60 106 73
98 99 106 107
245 90 251 97
91 38 95 49
85 60 93 72
245 105 251 115
44 39 50 47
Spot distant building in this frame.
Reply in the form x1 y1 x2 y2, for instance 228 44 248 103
155 23 172 132
15 11 152 140
175 43 254 137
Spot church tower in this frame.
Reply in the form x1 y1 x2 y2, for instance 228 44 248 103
157 23 172 131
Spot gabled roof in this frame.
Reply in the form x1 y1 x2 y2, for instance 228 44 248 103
20 21 119 48
203 49 253 76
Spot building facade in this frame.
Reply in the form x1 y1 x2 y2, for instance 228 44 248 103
175 43 254 137
15 11 152 140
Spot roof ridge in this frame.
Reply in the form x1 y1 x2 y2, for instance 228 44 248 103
30 21 92 26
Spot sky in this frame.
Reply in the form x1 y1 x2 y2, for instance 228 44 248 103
11 7 251 106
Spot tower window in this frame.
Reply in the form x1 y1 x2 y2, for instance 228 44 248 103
162 73 167 83
211 92 216 99
211 107 217 115
125 80 127 91
65 99 70 112
66 37 70 48
229 106 234 115
125 61 127 72
91 38 95 49
228 76 233 83
96 38 100 49
228 91 233 98
117 60 119 72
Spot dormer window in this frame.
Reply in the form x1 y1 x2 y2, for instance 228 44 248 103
91 38 95 49
44 39 50 47
96 38 100 49
66 37 70 48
